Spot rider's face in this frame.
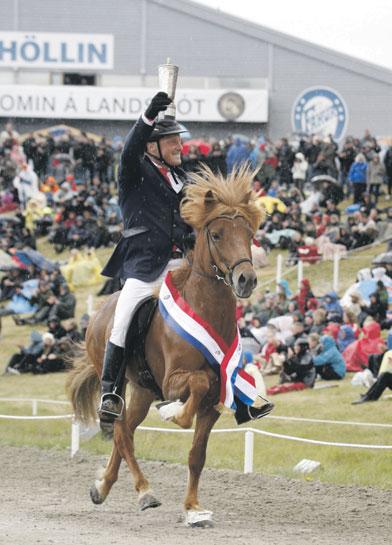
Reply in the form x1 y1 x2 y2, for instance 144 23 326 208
159 134 182 166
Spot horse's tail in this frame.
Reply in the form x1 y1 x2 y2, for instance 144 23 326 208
66 346 100 424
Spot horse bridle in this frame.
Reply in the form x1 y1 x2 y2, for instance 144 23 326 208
203 214 254 290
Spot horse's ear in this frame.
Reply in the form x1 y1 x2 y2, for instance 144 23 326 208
240 190 253 204
204 190 216 209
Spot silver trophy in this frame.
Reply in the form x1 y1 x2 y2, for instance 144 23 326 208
158 58 179 119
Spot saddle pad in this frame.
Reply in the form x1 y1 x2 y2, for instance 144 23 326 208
124 297 163 400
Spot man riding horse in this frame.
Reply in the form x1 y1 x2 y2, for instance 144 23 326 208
98 91 272 437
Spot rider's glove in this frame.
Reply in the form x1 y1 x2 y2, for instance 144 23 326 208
145 92 172 121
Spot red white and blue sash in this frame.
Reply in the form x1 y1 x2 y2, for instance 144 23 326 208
159 272 258 410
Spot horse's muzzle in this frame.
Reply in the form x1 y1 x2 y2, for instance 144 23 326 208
233 268 257 298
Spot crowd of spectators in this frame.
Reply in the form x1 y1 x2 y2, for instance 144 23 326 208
172 130 392 267
0 122 122 255
0 244 89 374
236 271 391 397
1 120 392 400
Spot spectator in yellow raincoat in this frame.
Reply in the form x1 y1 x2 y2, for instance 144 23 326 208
61 248 103 290
24 199 43 232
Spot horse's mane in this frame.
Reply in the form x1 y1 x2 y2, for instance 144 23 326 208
171 165 264 292
180 164 265 233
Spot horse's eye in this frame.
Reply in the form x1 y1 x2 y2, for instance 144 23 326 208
211 232 220 242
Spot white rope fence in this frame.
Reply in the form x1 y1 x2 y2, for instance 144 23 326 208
1 398 392 472
268 414 392 429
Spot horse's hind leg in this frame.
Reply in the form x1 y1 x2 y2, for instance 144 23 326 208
113 384 161 511
90 445 122 504
184 407 220 526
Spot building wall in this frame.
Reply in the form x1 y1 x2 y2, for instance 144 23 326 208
1 0 392 140
0 0 268 78
0 0 143 75
270 45 392 139
145 2 269 79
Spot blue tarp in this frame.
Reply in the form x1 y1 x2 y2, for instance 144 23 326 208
15 248 57 272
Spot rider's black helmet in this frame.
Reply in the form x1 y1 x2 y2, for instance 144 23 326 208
147 117 187 142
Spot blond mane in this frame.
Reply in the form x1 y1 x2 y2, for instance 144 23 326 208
180 164 265 233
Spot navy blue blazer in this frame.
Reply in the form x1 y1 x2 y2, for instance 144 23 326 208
101 116 191 282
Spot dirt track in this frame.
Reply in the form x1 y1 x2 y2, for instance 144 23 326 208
0 445 391 545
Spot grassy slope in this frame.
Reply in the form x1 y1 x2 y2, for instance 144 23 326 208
1 230 392 488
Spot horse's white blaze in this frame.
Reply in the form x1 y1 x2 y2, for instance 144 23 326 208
185 509 213 527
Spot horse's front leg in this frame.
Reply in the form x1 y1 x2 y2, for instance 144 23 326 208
114 384 161 511
162 368 211 429
184 407 220 526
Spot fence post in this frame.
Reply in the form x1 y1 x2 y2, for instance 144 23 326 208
32 399 38 416
244 431 254 474
276 254 283 286
86 294 94 316
71 420 80 458
333 252 340 292
297 259 303 287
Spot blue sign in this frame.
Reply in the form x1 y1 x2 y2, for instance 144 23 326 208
292 87 348 141
0 31 113 70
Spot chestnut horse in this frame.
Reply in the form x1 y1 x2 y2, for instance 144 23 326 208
67 165 264 527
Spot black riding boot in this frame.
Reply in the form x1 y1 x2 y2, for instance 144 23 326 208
98 341 125 438
234 396 274 425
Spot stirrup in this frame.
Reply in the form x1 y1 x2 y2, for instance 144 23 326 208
98 392 125 421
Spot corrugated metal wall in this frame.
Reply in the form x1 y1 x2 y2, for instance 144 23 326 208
1 0 391 139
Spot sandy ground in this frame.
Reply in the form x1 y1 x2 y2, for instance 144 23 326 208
0 445 391 545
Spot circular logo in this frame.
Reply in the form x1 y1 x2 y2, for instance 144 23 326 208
217 92 245 121
292 87 348 141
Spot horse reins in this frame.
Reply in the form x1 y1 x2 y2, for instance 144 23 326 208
190 215 254 292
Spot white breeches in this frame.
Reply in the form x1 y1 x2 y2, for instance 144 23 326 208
109 259 183 347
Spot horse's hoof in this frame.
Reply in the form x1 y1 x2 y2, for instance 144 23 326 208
185 510 214 528
90 484 106 505
139 493 162 511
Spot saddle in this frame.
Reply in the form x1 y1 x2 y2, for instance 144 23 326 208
124 297 164 400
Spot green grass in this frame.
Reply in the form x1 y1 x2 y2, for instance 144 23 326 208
1 237 392 489
1 370 392 488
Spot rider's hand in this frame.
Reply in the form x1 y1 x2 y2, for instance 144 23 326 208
145 92 172 120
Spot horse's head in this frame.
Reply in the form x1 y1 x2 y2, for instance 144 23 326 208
203 211 255 298
181 165 265 299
